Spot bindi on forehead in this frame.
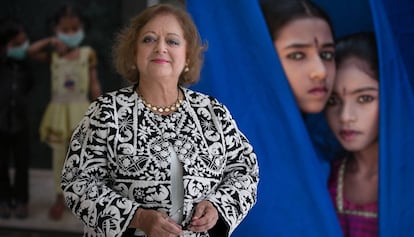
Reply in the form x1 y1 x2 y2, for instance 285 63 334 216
314 37 319 46
341 87 348 95
312 36 334 49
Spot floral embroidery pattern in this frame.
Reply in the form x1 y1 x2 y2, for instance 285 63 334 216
61 86 258 237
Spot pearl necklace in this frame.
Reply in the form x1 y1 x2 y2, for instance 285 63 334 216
139 90 184 113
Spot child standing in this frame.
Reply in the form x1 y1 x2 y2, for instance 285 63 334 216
28 4 101 220
325 32 379 236
0 16 32 219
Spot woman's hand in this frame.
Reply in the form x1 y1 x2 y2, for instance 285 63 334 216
131 208 183 237
188 200 219 232
49 37 68 55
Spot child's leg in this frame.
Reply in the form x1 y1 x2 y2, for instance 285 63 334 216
0 132 12 218
12 130 30 218
49 141 68 220
52 142 66 194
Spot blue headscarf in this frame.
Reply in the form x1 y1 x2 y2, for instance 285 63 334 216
187 0 414 236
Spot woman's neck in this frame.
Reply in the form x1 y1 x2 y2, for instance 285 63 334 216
60 47 80 59
348 142 379 178
137 80 180 107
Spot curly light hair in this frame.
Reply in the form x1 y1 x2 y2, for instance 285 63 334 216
113 3 206 86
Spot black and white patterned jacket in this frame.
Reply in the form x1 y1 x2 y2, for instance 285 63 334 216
61 85 259 237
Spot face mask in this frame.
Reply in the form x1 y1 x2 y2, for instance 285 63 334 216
57 30 84 48
7 40 29 60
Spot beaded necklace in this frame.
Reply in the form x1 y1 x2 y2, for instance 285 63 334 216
336 158 378 218
139 88 183 113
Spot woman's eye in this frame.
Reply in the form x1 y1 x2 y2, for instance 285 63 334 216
320 51 335 61
287 52 304 60
71 26 80 32
326 96 340 106
357 95 374 103
143 36 156 43
167 39 180 46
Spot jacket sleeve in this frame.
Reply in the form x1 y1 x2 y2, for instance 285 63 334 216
61 94 139 237
207 101 259 236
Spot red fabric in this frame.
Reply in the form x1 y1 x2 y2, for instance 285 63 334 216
329 160 378 237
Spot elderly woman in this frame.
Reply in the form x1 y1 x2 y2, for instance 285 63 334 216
61 3 258 237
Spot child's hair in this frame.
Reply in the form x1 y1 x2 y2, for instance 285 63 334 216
48 4 87 30
0 16 25 48
261 0 334 40
335 32 378 81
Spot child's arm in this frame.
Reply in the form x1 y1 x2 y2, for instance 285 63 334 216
89 66 102 100
88 48 102 100
27 37 52 62
27 37 67 62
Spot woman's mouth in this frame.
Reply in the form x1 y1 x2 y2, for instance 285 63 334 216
339 129 360 142
308 86 327 97
151 58 169 64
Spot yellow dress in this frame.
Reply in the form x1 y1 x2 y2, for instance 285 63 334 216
39 46 96 143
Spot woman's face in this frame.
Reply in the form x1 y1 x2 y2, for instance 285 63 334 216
325 58 379 152
55 16 83 35
7 30 27 48
136 13 187 83
274 17 335 113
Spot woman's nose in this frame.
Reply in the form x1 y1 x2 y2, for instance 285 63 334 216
339 103 357 124
309 57 327 81
154 40 167 53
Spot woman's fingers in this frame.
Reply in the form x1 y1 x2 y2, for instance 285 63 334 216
188 201 218 232
139 209 183 237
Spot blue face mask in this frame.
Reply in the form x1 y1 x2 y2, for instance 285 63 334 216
57 30 84 48
7 40 29 60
